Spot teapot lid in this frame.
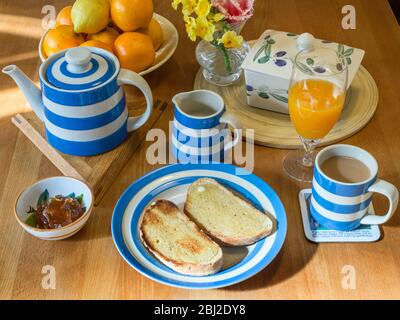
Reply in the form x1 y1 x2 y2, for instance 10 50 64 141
45 47 117 90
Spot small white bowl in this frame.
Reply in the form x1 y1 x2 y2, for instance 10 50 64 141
15 176 93 240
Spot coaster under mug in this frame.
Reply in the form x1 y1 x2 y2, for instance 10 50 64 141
300 189 381 243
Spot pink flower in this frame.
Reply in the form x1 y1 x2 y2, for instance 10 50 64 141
212 0 255 24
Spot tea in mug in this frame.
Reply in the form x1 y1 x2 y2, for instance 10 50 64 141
320 156 371 183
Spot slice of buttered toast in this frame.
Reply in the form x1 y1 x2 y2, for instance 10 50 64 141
184 178 274 246
140 200 223 276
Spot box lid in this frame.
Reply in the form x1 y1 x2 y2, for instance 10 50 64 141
242 30 365 87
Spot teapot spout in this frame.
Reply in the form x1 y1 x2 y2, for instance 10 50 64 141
2 65 44 121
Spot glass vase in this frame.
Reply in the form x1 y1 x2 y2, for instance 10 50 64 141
195 22 250 86
196 40 250 86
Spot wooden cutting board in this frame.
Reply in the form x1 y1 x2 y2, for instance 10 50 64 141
11 99 167 205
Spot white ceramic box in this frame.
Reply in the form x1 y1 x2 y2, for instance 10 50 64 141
241 30 365 114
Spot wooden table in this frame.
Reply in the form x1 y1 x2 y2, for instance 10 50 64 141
1 0 399 300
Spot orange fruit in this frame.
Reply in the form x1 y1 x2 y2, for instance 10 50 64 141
87 27 119 51
141 18 163 51
114 32 155 73
111 0 153 32
43 25 85 58
56 6 73 27
109 20 123 34
80 40 114 53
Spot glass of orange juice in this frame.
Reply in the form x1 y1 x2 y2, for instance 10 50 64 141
283 48 348 182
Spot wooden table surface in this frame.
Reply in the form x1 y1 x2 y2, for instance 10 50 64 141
1 0 400 300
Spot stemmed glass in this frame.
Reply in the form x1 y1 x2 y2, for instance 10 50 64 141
283 47 348 182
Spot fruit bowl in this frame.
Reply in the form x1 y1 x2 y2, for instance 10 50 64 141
38 13 178 76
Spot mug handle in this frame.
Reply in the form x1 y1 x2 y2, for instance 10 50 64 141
360 179 399 225
117 68 153 132
219 112 242 152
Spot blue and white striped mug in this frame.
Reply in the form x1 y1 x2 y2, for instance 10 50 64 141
171 90 241 163
3 47 152 156
311 144 399 231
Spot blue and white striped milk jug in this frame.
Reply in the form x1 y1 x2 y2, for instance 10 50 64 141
3 46 153 156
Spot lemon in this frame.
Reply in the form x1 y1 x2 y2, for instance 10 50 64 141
141 18 163 50
72 0 110 34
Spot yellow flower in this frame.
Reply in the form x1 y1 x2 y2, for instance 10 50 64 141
176 0 217 43
195 0 211 17
181 0 197 16
212 13 225 22
184 15 197 41
195 16 215 42
218 31 243 49
171 0 181 10
184 15 215 42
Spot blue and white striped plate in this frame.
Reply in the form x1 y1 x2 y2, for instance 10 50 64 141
111 163 287 289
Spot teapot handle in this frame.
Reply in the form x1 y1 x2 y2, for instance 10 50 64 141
117 69 153 132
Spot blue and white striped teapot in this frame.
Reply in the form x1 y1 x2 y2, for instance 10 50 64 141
3 47 153 156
